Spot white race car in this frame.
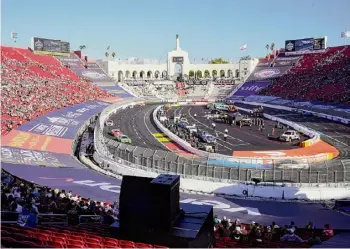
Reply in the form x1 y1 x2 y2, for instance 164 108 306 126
106 120 114 126
279 130 301 142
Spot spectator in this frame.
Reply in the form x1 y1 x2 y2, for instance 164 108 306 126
322 224 334 238
305 221 316 230
280 228 305 243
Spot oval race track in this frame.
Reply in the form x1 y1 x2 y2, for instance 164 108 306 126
2 100 350 229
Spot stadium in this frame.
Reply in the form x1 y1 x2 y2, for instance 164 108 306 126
1 2 350 248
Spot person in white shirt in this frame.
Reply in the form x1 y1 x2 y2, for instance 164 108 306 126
280 229 305 243
224 128 228 134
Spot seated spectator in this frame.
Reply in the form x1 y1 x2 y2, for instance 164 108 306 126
322 224 334 238
289 221 298 230
264 226 273 241
305 221 316 230
280 228 305 243
308 232 322 246
230 226 242 240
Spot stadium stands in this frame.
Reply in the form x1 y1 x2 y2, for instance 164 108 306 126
1 46 112 136
1 168 338 248
259 46 350 104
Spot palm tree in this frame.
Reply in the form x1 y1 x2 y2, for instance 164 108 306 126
270 43 275 54
105 52 109 58
111 52 116 60
79 45 86 51
265 44 269 56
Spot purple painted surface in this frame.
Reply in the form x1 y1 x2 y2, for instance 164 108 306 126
246 67 291 81
243 95 281 103
1 147 84 168
56 54 85 69
74 69 112 82
17 101 109 139
3 163 350 229
233 81 271 97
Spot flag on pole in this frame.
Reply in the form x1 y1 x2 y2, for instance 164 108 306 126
240 44 247 50
106 46 110 50
341 31 350 38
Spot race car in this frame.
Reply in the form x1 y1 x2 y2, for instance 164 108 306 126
198 131 216 144
116 134 132 144
105 120 114 126
111 129 122 137
279 130 300 142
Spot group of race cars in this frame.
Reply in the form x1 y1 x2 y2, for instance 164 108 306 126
158 102 303 152
105 120 132 144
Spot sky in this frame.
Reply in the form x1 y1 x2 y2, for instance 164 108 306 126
1 0 350 61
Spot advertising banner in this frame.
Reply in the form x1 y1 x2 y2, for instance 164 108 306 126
17 101 109 139
246 67 290 81
56 53 85 69
274 56 301 66
244 95 281 103
32 37 70 56
1 131 73 154
74 68 112 82
233 81 271 97
1 147 84 168
256 61 271 67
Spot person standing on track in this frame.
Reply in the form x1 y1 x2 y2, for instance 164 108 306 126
224 133 228 141
212 122 216 130
194 113 197 118
224 128 228 134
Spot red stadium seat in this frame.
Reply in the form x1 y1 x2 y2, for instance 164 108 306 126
46 241 65 248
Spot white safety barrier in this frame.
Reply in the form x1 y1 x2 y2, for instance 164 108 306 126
236 100 350 125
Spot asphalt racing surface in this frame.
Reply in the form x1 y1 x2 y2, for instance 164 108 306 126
235 103 350 158
3 162 350 229
104 104 166 150
167 105 307 155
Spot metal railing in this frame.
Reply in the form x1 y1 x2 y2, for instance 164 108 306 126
94 103 350 184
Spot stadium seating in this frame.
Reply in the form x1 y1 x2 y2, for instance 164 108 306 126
259 46 350 104
1 46 112 136
1 169 336 248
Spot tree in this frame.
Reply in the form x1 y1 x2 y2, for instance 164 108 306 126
209 58 230 64
105 52 109 58
79 45 86 51
265 44 269 56
111 52 116 59
270 43 275 53
189 70 195 77
196 70 203 78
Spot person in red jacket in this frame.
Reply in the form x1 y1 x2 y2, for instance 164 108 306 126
322 224 334 238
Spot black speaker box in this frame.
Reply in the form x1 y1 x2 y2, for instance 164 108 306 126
118 174 180 231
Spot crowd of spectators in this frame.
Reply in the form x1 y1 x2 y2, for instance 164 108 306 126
214 216 335 248
1 168 338 248
1 46 113 136
1 169 119 227
259 46 350 104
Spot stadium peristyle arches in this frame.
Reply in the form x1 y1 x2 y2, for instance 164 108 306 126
196 70 203 78
204 70 210 77
118 70 123 82
155 70 160 79
174 63 182 79
235 69 239 78
220 69 225 77
147 70 152 79
162 70 167 79
140 70 145 79
212 70 218 77
125 70 131 79
228 69 233 77
132 70 138 79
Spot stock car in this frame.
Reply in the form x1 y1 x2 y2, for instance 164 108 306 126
279 130 300 142
198 131 216 144
105 120 114 126
111 129 122 137
116 134 132 144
